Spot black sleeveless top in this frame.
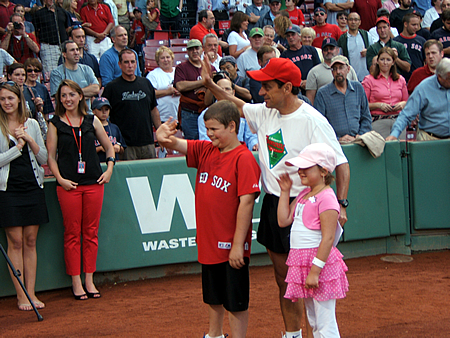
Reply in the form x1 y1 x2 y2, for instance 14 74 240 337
50 115 102 186
7 143 39 192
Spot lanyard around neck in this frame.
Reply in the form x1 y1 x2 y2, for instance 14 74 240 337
65 113 83 161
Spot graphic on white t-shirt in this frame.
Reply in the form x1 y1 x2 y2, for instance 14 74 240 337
266 128 288 169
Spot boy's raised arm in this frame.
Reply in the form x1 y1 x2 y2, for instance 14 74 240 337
156 118 188 155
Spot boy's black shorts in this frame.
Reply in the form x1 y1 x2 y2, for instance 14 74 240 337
202 257 250 312
257 194 296 254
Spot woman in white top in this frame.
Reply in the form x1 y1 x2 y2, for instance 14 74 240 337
423 0 442 29
0 81 48 311
146 46 180 123
227 11 251 59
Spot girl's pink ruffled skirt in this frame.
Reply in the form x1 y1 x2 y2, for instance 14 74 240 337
284 247 349 302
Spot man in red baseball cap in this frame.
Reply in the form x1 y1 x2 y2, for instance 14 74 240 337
366 16 412 74
200 54 350 338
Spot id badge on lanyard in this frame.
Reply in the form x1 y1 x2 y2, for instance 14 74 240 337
66 114 85 174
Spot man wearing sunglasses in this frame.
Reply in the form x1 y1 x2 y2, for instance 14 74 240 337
312 7 343 48
1 13 39 64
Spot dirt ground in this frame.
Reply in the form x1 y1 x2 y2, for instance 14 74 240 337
1 251 450 338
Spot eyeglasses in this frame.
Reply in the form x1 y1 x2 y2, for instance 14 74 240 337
26 68 40 73
315 12 326 16
338 17 348 20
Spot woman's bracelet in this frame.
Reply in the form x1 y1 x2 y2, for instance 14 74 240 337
312 257 326 269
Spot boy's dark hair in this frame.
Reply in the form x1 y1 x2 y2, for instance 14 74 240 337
204 101 240 135
336 11 348 19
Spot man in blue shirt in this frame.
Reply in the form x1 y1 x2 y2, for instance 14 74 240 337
314 55 372 142
246 0 270 32
256 0 281 28
99 25 141 87
387 58 450 141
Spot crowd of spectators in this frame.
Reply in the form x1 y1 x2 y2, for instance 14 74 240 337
1 0 450 165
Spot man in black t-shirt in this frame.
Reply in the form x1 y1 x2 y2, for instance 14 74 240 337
102 49 161 160
390 0 415 33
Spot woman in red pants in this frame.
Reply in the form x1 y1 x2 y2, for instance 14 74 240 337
47 80 115 300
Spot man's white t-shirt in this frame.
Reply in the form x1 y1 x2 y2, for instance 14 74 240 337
243 101 348 197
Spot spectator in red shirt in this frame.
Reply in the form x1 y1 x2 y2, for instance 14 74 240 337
408 39 444 94
0 0 15 38
312 7 343 48
81 0 115 61
190 10 227 56
1 14 40 64
351 0 381 31
285 0 305 27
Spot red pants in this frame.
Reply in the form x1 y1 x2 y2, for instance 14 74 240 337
57 184 104 276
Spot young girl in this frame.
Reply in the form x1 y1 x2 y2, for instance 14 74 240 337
142 0 161 39
277 143 348 338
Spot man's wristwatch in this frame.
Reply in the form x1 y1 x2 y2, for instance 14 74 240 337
338 199 349 208
106 157 116 165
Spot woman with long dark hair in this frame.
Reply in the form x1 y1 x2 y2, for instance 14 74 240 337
227 11 251 59
0 81 48 311
47 80 114 300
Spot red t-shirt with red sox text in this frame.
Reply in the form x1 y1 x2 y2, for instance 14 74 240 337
312 23 342 49
186 141 260 265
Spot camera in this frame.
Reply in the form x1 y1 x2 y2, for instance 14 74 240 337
13 22 21 30
213 71 230 84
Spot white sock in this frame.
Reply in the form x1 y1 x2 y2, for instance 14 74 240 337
205 335 225 338
285 330 302 338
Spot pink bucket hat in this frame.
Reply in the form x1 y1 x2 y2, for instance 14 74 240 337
285 143 337 172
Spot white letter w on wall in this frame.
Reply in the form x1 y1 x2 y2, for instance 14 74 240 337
126 174 196 234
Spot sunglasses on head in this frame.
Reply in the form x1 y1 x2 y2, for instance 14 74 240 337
72 24 83 30
1 81 17 87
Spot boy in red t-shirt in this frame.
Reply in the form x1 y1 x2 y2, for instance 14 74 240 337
131 7 145 72
156 100 260 338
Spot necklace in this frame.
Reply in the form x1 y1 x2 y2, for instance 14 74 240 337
304 185 328 200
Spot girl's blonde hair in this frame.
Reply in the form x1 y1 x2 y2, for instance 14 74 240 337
0 82 28 138
273 15 292 39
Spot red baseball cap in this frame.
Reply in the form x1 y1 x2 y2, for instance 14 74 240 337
247 58 301 87
376 16 390 26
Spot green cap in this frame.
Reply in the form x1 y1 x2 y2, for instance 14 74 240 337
249 27 264 38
